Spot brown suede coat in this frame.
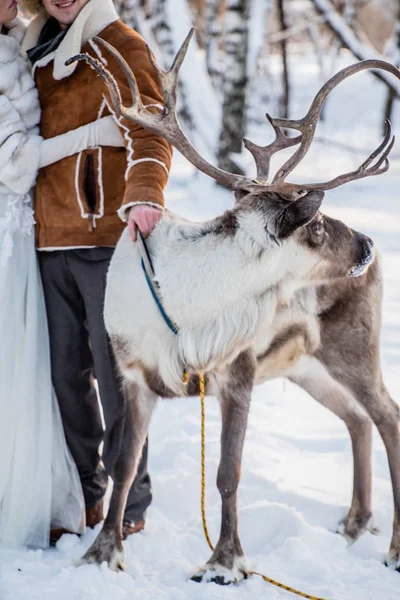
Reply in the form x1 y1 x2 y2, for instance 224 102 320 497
33 20 172 248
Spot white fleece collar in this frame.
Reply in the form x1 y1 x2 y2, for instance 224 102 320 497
0 18 26 63
20 0 118 80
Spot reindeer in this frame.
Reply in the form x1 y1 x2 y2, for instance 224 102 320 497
68 32 400 583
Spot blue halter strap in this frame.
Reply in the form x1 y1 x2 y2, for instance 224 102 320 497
137 232 180 336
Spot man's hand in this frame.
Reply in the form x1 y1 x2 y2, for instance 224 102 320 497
127 205 163 242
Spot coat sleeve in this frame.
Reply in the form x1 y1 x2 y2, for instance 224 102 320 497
109 35 173 222
0 93 41 196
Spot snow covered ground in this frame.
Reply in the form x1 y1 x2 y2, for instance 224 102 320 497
1 54 400 600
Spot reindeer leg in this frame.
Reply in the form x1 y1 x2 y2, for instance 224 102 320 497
192 351 256 585
78 377 157 571
290 356 375 542
352 383 400 570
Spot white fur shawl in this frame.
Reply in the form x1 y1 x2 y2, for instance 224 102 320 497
0 18 41 263
0 18 41 196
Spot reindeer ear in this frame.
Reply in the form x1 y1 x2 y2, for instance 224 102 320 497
276 190 324 239
234 189 249 202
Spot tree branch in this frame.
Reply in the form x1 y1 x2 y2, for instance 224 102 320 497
312 0 400 98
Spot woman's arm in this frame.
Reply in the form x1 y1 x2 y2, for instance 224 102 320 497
39 116 124 168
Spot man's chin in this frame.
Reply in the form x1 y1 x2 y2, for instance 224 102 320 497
45 0 90 27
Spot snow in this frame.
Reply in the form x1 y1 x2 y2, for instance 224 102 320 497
1 33 400 600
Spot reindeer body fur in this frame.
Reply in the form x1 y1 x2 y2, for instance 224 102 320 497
105 206 327 394
105 212 381 396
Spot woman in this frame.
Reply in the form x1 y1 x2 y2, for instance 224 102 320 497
0 1 123 548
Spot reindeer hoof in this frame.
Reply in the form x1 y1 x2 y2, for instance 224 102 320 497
191 572 248 586
76 553 126 572
76 529 125 572
191 557 248 585
384 550 400 572
336 512 378 543
191 574 231 586
76 550 126 572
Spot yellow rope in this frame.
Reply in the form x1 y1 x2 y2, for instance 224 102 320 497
199 373 215 552
198 372 328 600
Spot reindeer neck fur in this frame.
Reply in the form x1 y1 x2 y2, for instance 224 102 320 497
148 211 284 322
146 208 315 373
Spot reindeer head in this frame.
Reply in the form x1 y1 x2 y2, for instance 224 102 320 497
229 186 375 290
67 31 398 290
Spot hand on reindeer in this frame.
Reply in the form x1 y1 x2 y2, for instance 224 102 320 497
127 204 163 242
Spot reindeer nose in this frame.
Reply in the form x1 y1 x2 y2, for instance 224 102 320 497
361 236 374 256
354 231 373 250
348 233 375 278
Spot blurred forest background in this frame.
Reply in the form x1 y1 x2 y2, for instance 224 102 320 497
20 1 399 175
108 0 400 175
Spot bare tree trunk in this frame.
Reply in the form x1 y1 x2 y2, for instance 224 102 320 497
114 0 141 31
247 0 273 128
218 0 250 174
384 18 400 133
150 0 194 130
276 0 289 118
189 0 206 49
150 0 175 65
204 0 223 93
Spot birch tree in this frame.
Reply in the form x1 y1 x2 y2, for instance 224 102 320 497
149 0 194 129
276 0 290 118
114 0 141 30
149 0 175 64
384 11 400 131
246 0 274 128
204 0 223 93
218 0 250 173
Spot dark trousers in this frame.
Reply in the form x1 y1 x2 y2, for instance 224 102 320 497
39 248 151 522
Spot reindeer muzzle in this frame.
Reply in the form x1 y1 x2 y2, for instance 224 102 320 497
348 237 375 278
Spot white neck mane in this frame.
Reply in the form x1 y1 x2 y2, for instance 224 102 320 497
147 215 282 373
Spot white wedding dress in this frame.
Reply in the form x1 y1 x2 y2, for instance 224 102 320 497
0 19 85 549
0 193 85 549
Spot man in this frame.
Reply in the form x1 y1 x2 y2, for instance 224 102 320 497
20 0 172 542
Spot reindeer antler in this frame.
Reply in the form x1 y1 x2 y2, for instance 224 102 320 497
268 59 399 191
67 30 256 191
243 116 302 185
66 33 400 198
